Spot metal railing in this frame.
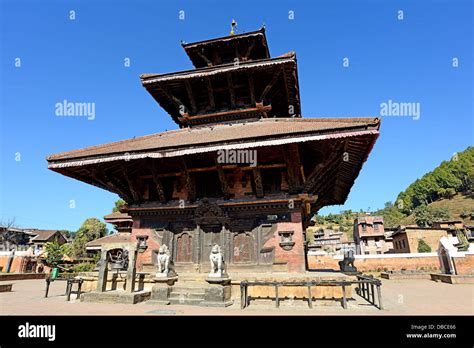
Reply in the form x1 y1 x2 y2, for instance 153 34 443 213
240 276 382 310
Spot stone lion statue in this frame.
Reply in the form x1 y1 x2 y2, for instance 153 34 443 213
209 244 227 278
156 244 175 277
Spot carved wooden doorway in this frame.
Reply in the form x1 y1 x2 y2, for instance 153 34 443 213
175 232 193 263
233 232 253 263
200 226 223 264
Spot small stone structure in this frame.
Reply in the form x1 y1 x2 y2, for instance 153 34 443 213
431 236 474 284
338 250 358 274
207 244 229 281
202 244 233 307
148 244 178 305
81 242 151 304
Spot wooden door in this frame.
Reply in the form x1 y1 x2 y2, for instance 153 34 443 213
176 233 193 263
233 233 253 263
201 230 222 263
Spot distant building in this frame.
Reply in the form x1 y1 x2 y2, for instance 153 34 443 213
86 212 133 252
310 228 355 254
432 220 464 230
465 226 474 241
0 227 31 251
27 230 67 252
391 226 456 253
104 212 133 233
353 216 393 254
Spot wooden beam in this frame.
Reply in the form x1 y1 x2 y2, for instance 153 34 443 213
248 73 256 104
215 159 230 200
282 144 302 194
260 68 282 102
181 158 196 202
138 163 287 179
256 102 270 118
303 143 344 192
253 167 264 198
178 105 271 122
150 160 166 203
156 85 188 115
244 40 256 60
89 167 133 203
227 73 236 108
121 164 140 203
206 77 215 109
196 51 213 67
281 66 292 115
184 80 197 114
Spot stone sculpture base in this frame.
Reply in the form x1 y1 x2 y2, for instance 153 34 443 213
200 284 233 307
147 284 172 305
153 275 178 286
146 276 178 305
81 290 151 304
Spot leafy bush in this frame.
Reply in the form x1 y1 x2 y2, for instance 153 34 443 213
417 239 432 253
73 263 95 273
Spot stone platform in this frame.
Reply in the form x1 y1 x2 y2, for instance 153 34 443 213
175 271 354 301
0 283 13 292
80 289 151 304
76 271 355 305
381 272 433 280
430 273 474 284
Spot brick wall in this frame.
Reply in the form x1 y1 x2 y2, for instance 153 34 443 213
452 254 474 275
308 252 441 272
131 228 161 271
263 212 306 273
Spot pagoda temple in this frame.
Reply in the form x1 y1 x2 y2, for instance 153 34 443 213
47 27 380 274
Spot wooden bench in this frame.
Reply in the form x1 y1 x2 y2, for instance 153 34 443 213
240 277 382 310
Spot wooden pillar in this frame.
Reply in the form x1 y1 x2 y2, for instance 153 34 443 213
377 284 383 310
342 284 347 309
181 158 196 202
253 167 264 198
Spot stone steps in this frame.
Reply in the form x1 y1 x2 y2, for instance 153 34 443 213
169 285 206 304
169 297 204 305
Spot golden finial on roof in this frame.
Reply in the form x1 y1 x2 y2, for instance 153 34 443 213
230 19 237 35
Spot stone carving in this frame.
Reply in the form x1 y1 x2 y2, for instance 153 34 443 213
208 244 228 278
156 245 177 278
278 230 295 251
108 248 129 271
194 198 228 225
338 250 357 273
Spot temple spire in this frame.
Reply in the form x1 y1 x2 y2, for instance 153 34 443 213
230 19 237 35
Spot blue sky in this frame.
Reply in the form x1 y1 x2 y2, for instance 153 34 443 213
1 0 472 231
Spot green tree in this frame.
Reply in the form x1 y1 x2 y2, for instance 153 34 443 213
70 218 107 258
414 205 452 227
113 199 126 213
375 201 407 228
44 240 66 266
395 147 474 211
414 205 432 227
417 239 432 253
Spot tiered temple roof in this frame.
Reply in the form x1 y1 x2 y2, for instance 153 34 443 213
47 27 380 215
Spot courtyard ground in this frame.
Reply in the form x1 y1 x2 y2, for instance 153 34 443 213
0 278 472 315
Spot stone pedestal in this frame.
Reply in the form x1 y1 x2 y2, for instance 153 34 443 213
201 284 233 307
202 276 233 307
146 276 178 305
80 290 151 304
